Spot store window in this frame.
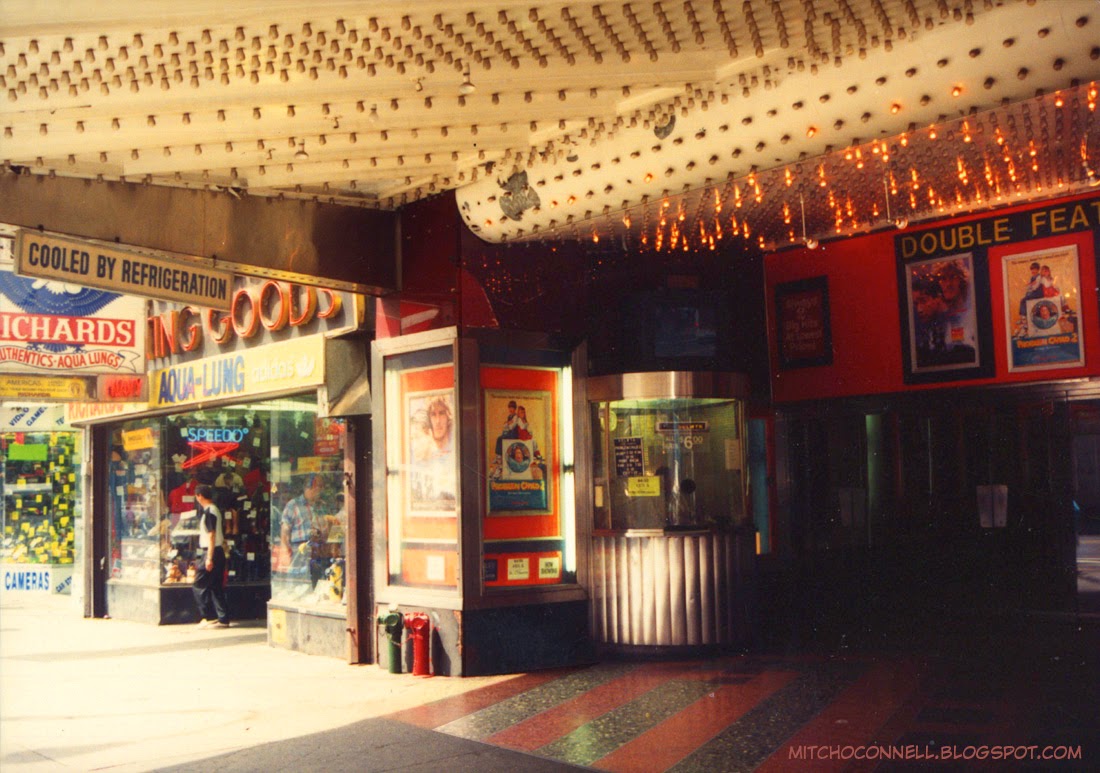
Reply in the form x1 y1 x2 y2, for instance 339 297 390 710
269 408 348 609
2 430 80 566
106 398 348 611
591 397 746 531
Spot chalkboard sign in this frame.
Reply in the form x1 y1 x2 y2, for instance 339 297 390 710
776 276 832 369
613 436 644 477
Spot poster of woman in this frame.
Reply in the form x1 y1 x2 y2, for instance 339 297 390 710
485 389 550 513
1002 246 1083 371
407 389 456 514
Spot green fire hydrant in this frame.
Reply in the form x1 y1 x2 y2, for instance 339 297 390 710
377 609 404 674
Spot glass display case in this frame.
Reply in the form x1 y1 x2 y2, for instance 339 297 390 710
1 430 79 567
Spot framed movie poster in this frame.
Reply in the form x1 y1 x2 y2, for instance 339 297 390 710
406 388 457 515
485 388 552 514
1002 245 1084 372
775 276 833 369
380 343 459 591
898 251 992 383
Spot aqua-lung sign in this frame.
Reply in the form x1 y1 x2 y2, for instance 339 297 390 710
15 230 233 310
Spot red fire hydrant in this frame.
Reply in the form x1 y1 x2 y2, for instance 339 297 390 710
404 612 431 677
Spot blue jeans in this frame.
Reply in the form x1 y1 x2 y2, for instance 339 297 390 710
192 546 229 623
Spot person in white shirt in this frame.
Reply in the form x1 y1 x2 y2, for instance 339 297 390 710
192 484 230 629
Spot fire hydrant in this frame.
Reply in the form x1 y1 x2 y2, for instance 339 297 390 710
404 612 431 677
377 609 404 674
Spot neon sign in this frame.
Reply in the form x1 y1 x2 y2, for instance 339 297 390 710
182 426 249 469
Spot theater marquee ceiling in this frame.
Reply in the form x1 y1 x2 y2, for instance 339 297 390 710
1 1 1098 252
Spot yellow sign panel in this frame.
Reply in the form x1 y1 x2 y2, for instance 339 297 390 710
268 608 287 645
122 427 156 451
15 229 234 310
0 375 91 400
295 456 323 473
65 402 147 424
627 476 662 497
148 336 326 409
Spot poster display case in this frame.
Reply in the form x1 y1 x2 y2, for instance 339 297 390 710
372 328 586 676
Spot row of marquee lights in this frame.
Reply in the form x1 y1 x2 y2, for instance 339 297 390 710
496 82 1100 253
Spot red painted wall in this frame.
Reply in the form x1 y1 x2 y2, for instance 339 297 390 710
766 192 1100 403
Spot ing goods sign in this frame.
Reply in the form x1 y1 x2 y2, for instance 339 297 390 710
0 236 146 377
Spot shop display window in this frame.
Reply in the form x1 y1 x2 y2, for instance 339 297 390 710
590 397 746 531
1 431 80 565
107 397 349 611
268 405 348 609
107 405 272 588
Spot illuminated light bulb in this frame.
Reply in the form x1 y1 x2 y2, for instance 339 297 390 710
952 85 963 97
806 126 817 137
890 103 901 114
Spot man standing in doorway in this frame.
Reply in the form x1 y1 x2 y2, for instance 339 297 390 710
193 484 230 629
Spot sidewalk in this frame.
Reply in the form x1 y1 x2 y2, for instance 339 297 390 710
0 594 567 772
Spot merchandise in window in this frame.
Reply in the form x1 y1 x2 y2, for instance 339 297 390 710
1 431 79 565
269 410 348 608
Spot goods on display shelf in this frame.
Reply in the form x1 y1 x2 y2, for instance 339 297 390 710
1 431 79 566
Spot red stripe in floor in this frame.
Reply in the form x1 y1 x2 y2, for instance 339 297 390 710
486 662 705 751
592 670 799 773
387 669 568 729
754 657 922 773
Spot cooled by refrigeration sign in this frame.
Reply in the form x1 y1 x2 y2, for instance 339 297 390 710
14 230 233 310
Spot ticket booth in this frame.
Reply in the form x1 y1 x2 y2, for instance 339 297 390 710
586 371 756 652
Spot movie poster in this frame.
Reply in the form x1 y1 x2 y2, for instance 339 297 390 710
1002 246 1084 372
485 389 551 513
903 253 980 375
406 388 456 515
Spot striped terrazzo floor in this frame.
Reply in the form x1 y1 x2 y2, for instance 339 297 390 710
385 653 1068 772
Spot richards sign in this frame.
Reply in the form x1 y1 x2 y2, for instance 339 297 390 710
0 236 146 378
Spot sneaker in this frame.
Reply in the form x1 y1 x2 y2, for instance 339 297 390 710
211 621 231 629
195 618 216 629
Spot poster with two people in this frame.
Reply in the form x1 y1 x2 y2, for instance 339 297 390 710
1002 246 1083 371
485 390 550 513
